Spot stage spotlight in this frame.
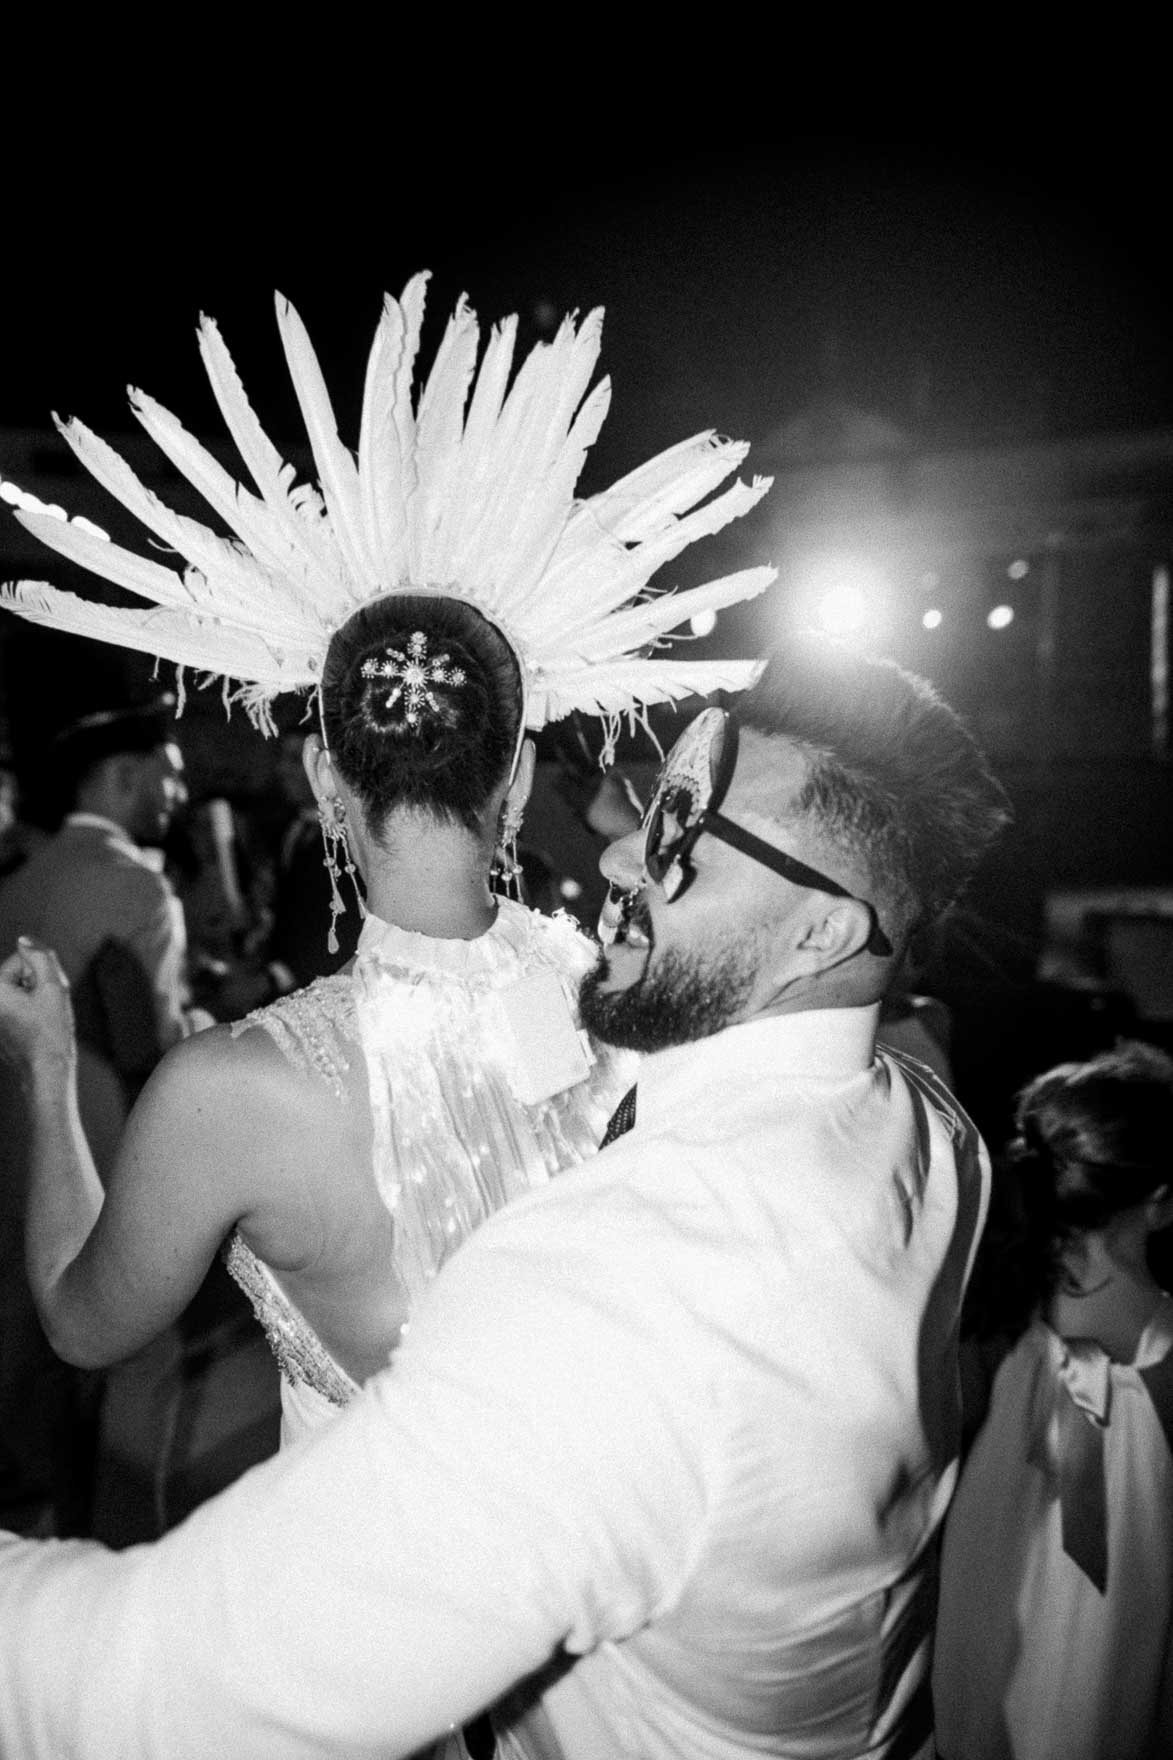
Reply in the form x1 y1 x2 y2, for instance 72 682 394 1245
987 604 1015 630
689 608 717 638
816 584 870 636
922 608 943 630
795 557 889 641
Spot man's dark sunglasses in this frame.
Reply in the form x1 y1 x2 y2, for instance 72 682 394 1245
642 708 892 959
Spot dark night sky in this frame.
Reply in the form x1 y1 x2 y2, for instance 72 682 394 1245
3 123 1170 480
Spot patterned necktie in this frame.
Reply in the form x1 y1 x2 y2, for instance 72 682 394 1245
600 1084 638 1146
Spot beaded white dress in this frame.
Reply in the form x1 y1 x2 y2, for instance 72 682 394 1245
223 899 634 1446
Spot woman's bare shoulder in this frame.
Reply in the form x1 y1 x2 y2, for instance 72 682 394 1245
119 1011 362 1235
143 1010 349 1124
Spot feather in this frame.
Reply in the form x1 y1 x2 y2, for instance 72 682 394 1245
0 581 310 689
390 272 429 487
497 375 614 614
51 416 300 631
274 294 375 597
409 293 481 583
357 291 412 584
455 315 517 473
590 433 751 542
557 566 778 663
439 316 520 580
454 320 605 616
535 657 765 728
129 388 317 585
12 509 198 611
535 474 774 653
197 314 340 586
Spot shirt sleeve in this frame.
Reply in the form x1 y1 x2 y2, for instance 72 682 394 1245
0 1187 715 1759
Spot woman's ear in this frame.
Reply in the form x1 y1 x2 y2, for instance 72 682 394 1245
301 732 333 806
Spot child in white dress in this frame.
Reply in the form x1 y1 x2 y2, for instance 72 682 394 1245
934 1041 1173 1760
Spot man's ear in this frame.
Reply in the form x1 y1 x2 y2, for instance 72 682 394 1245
796 899 874 969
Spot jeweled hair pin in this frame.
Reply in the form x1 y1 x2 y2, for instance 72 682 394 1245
360 631 468 733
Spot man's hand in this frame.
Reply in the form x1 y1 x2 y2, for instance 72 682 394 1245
0 937 78 1079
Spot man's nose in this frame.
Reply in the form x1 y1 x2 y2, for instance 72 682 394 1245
599 827 645 892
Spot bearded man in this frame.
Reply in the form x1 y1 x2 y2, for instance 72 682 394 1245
0 635 1009 1760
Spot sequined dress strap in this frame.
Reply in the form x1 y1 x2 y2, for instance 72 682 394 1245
227 971 356 1100
222 1233 358 1408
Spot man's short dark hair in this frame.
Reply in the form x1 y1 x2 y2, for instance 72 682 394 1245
735 634 1010 941
47 697 178 815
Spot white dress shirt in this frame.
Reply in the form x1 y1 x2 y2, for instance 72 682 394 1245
0 1005 989 1759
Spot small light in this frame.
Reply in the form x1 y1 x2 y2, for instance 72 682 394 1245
922 608 943 630
0 477 109 540
987 604 1015 630
1007 559 1030 581
689 608 717 638
559 877 583 902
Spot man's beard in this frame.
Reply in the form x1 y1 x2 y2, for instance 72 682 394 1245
579 909 760 1053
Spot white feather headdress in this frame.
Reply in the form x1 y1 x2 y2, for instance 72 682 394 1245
1 274 775 748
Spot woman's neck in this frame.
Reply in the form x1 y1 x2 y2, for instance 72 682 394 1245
362 824 499 940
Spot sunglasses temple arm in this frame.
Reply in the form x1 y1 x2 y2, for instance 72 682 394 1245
703 812 893 957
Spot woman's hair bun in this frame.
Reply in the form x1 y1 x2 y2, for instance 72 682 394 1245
321 595 523 835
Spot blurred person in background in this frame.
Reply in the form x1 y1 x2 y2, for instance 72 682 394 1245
0 696 211 1176
0 696 209 1540
0 751 43 881
934 1042 1173 1760
167 791 301 1023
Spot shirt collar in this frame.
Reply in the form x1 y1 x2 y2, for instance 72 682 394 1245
65 811 134 842
636 1005 880 1131
63 812 164 871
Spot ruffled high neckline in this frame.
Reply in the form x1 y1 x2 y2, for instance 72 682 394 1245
355 896 544 979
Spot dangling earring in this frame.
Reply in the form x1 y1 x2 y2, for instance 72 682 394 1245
490 802 525 902
318 797 366 954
